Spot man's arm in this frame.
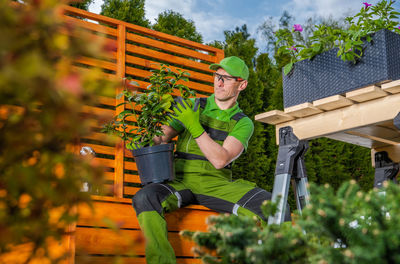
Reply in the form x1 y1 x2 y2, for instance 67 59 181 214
195 134 243 169
153 125 179 145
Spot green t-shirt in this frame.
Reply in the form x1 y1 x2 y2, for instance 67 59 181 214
170 94 254 150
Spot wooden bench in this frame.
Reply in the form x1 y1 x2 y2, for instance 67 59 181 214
73 196 217 263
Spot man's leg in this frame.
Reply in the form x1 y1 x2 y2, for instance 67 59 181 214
132 182 194 264
190 177 291 222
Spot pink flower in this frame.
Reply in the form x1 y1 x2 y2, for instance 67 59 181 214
363 2 372 9
289 46 297 51
398 26 400 30
293 24 303 32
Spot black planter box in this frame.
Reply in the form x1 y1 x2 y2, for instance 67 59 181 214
282 29 400 108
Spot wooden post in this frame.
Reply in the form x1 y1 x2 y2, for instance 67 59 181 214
114 24 126 198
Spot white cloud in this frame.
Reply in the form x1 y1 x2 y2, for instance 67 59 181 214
144 0 240 43
282 0 362 22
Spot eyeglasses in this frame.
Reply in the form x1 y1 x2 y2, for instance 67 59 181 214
213 72 243 84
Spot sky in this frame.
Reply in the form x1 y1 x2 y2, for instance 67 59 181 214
89 0 400 52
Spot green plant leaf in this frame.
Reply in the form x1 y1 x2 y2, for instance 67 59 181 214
283 62 294 76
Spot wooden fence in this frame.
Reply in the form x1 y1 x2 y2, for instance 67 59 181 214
62 5 224 199
62 5 223 263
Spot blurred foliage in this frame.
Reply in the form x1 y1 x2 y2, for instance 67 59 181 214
68 0 93 11
183 181 400 263
0 0 115 262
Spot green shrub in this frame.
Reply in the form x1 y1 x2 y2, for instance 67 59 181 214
183 181 400 263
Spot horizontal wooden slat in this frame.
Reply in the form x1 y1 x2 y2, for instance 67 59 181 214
124 161 137 171
63 15 118 37
77 200 217 231
95 158 115 168
125 65 213 94
62 5 222 55
284 102 323 118
83 143 115 156
124 173 140 184
345 85 388 102
125 54 213 83
123 186 140 196
382 80 400 94
75 56 116 71
75 228 196 256
126 32 215 62
126 44 212 73
254 110 295 125
81 131 116 143
98 96 116 106
313 94 354 111
81 105 114 117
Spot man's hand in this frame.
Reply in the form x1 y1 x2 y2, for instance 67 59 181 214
171 97 204 138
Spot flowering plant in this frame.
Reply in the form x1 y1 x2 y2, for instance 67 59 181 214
276 0 400 75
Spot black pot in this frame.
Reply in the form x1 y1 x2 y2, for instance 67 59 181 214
283 29 400 108
131 143 174 185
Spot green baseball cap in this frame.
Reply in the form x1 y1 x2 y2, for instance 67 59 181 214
209 56 249 80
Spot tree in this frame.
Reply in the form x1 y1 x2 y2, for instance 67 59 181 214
101 0 150 28
68 0 94 11
152 10 203 43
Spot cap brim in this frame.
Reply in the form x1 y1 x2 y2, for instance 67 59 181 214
209 63 221 71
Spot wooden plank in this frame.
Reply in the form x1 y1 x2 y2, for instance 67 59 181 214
124 173 140 184
345 131 400 146
284 102 323 118
62 15 117 37
90 195 216 212
123 186 140 196
75 228 196 256
125 55 213 83
75 57 116 72
62 6 222 54
114 24 126 199
81 106 114 117
82 143 115 156
313 94 354 111
126 44 212 73
254 110 295 125
125 65 213 94
77 200 216 231
81 131 116 143
345 85 388 102
124 161 137 171
95 158 115 168
382 80 400 94
273 93 400 144
98 96 115 107
126 32 215 63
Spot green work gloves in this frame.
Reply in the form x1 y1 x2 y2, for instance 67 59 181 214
171 97 204 138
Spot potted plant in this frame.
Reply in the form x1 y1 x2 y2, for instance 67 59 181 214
103 64 195 185
275 0 400 108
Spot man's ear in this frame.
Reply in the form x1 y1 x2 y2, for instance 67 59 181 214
238 80 248 92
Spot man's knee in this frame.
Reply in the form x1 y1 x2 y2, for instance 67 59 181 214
132 183 171 215
239 188 291 222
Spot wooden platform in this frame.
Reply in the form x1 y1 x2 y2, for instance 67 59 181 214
255 80 400 164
